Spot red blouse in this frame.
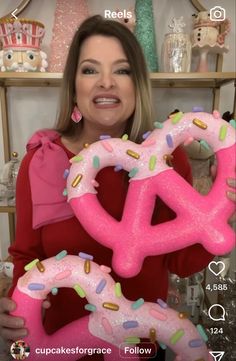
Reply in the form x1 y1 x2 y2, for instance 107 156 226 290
9 137 213 338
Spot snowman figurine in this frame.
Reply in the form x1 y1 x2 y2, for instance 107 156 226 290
191 10 231 72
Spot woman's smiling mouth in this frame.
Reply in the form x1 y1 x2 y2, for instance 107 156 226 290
93 95 121 107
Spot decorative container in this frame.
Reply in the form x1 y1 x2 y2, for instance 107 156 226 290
162 17 191 72
0 152 21 205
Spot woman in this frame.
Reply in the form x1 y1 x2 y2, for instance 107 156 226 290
0 15 235 360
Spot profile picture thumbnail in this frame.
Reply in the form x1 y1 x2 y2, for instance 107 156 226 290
10 340 30 360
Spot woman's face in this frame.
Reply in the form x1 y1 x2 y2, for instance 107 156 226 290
75 35 135 133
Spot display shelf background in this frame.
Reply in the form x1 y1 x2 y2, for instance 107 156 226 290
0 0 235 268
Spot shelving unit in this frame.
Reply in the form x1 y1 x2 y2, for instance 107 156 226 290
0 71 235 243
0 71 235 87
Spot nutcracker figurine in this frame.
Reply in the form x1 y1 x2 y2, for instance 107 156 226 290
0 18 48 72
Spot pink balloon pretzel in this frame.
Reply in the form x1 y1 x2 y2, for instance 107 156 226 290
67 111 236 278
11 253 212 360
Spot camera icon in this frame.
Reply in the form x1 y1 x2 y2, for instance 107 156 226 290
210 6 226 21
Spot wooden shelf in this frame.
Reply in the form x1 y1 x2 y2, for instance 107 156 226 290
150 72 236 88
0 71 235 88
0 205 15 213
0 72 62 87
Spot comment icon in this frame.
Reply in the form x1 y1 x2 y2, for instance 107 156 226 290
208 304 226 321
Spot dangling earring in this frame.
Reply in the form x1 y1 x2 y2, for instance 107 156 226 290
71 105 82 123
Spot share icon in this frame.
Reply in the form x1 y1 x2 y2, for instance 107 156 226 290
209 351 225 361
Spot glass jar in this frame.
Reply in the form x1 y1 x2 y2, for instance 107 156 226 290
0 152 21 205
161 32 192 72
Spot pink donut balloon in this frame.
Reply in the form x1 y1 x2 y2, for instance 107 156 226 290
11 253 212 361
67 111 236 278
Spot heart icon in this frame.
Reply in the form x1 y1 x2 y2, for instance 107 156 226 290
208 261 225 276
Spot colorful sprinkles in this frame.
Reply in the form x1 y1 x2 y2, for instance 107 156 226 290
219 125 227 141
55 250 67 260
102 302 119 311
166 134 174 148
125 337 140 344
230 119 236 128
170 111 183 124
114 164 123 172
189 339 204 348
192 118 207 130
131 298 144 310
24 258 39 271
141 138 156 147
142 131 152 140
99 135 111 140
36 261 45 273
91 179 99 187
24 250 211 358
96 279 107 294
84 259 91 274
69 155 83 163
71 174 83 187
85 303 97 312
63 169 70 179
183 137 194 146
149 308 167 321
38 109 233 360
149 155 157 171
93 156 100 169
74 284 86 298
51 287 58 296
178 312 189 319
149 328 157 343
199 139 210 150
28 283 45 291
100 265 112 273
213 110 221 119
197 324 208 342
192 106 204 112
102 317 113 335
128 167 139 178
154 121 164 129
157 298 168 309
170 329 185 345
115 282 122 297
55 270 72 280
101 140 113 152
122 134 129 141
79 252 93 260
126 149 140 159
123 321 139 329
163 154 174 167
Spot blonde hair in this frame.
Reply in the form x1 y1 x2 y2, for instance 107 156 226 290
55 15 153 143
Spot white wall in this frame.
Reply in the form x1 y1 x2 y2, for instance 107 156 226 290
0 0 235 259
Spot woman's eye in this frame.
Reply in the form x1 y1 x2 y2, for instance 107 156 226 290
81 67 97 74
115 68 131 75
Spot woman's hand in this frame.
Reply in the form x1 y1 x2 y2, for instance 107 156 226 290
227 178 236 202
0 297 27 350
227 178 236 229
211 165 236 227
0 296 50 346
